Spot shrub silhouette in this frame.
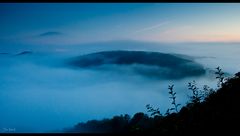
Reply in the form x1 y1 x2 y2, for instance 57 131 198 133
146 104 162 117
66 67 240 135
168 84 181 113
187 80 203 105
215 66 225 88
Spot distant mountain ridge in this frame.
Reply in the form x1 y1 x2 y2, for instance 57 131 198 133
66 50 206 79
15 51 33 56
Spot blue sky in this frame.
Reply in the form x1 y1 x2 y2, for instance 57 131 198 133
1 3 240 46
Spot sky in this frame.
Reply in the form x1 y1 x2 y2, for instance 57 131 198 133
1 3 240 47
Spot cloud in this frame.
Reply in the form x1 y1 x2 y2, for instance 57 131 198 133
1 40 238 132
19 31 67 46
38 31 64 37
134 21 169 33
132 25 195 43
162 25 193 35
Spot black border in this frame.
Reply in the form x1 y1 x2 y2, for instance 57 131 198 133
0 0 240 3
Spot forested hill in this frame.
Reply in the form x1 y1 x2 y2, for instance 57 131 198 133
66 50 206 79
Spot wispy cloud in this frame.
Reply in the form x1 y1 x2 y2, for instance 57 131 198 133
161 25 192 35
131 25 195 43
134 21 169 33
38 31 64 37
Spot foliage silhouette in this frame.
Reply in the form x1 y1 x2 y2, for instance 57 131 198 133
187 80 203 105
146 104 162 117
168 84 181 113
215 66 225 88
65 67 240 135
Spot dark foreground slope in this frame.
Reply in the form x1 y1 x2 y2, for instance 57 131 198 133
66 50 206 79
65 72 240 135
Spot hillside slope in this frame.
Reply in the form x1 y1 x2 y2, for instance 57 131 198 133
65 72 240 135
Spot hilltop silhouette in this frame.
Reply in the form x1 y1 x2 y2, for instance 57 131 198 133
15 51 33 56
66 50 206 79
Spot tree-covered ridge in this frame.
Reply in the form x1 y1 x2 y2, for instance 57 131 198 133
65 68 240 135
66 50 206 79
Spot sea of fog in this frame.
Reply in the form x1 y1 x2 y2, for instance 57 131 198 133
0 41 239 133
